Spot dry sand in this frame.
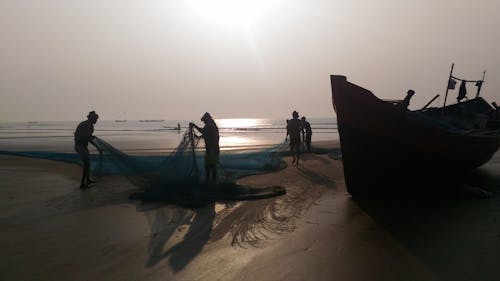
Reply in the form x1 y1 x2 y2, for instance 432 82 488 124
1 142 499 281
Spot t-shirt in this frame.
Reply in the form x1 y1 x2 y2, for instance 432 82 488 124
74 120 94 146
287 118 303 140
200 121 220 154
303 121 312 135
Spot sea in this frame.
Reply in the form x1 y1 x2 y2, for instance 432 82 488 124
0 118 338 154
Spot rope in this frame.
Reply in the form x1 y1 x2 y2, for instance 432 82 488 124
450 75 484 84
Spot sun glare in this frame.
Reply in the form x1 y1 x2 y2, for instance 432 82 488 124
188 0 281 29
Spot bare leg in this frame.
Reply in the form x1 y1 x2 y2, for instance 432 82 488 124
85 161 93 183
295 145 300 165
85 161 97 184
80 160 89 188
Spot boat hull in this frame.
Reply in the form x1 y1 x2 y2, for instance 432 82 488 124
330 75 500 196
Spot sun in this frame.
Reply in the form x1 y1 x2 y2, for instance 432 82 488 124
188 0 281 29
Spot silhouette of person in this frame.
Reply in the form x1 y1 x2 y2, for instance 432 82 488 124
190 112 220 183
287 111 303 165
398 89 415 110
301 116 312 152
74 111 102 189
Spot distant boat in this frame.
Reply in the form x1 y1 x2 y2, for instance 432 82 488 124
139 120 164 122
330 68 500 196
162 124 182 131
115 120 127 122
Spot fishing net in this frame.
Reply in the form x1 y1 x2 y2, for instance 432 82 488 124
1 127 288 207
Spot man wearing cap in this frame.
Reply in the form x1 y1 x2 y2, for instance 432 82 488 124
74 111 102 189
287 110 303 165
190 112 220 183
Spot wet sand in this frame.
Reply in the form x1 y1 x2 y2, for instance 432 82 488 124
0 142 499 281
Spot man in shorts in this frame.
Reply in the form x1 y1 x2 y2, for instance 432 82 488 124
287 111 303 165
301 116 312 152
74 111 102 189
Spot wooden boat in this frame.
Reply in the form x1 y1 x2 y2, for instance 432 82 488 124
330 70 500 196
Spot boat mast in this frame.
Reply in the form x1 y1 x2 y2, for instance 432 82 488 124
441 63 455 117
475 70 486 98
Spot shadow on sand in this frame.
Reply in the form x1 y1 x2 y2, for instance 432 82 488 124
353 164 500 281
137 203 215 272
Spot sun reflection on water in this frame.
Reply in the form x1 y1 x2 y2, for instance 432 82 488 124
216 118 268 129
219 135 251 149
215 119 270 150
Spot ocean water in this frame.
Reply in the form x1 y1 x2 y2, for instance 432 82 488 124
0 118 338 154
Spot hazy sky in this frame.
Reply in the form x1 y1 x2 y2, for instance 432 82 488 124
1 0 499 121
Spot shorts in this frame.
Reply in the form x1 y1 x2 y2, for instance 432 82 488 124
75 144 89 162
205 151 219 168
290 137 301 147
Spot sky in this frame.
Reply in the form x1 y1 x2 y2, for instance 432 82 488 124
1 0 499 122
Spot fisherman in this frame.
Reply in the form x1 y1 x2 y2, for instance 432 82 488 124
301 116 312 152
287 111 303 165
74 111 102 189
190 112 220 183
398 89 415 110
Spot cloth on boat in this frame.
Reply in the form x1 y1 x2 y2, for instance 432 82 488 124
448 78 457 90
458 80 467 101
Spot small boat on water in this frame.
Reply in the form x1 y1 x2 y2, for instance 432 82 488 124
330 65 500 196
139 119 164 122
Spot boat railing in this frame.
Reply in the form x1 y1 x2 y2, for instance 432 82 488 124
382 99 403 105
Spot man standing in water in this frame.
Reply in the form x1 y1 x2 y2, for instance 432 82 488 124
74 111 102 189
190 112 220 183
301 116 312 152
287 110 303 165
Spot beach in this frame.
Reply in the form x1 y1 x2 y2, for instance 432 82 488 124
1 140 499 281
2 0 499 279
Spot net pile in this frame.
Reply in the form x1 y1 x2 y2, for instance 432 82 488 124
2 128 288 207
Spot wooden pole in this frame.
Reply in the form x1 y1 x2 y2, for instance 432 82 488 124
441 63 455 118
476 70 486 98
422 94 440 110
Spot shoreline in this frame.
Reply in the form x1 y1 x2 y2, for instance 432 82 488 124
0 138 340 154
